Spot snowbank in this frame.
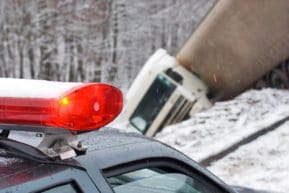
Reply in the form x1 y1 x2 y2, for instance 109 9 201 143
156 89 289 161
209 121 289 192
156 88 289 192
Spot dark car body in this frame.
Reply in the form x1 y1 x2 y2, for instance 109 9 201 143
0 129 271 193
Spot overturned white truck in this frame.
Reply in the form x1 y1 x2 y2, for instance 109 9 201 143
123 0 289 137
123 49 211 137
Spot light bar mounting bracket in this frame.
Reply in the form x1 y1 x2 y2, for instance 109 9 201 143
0 124 87 160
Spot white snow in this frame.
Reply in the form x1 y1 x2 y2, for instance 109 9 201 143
156 89 289 161
0 78 82 98
209 121 289 192
155 88 289 192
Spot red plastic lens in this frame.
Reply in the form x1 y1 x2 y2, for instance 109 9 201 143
0 83 123 132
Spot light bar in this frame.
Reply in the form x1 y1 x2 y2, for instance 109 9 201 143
0 78 123 132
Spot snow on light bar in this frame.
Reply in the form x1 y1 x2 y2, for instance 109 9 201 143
0 78 123 132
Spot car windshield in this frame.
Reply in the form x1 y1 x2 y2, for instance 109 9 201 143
129 74 176 133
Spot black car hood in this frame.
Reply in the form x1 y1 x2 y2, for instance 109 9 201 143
232 186 279 193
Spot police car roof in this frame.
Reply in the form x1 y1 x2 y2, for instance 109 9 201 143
76 129 222 182
77 128 194 169
0 129 228 191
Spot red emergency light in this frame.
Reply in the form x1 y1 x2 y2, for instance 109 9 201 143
0 79 123 132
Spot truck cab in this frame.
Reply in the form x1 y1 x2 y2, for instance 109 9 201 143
123 49 211 137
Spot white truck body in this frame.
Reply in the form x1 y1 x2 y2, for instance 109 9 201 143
123 49 211 137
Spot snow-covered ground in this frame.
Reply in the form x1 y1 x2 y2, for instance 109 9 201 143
209 121 289 192
155 88 289 192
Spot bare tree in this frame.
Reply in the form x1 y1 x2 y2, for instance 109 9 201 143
0 0 214 92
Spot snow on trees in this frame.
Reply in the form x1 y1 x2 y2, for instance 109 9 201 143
0 0 215 92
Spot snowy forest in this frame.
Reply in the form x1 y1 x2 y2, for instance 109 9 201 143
0 0 215 91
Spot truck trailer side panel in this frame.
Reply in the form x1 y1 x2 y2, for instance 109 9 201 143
177 0 289 100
